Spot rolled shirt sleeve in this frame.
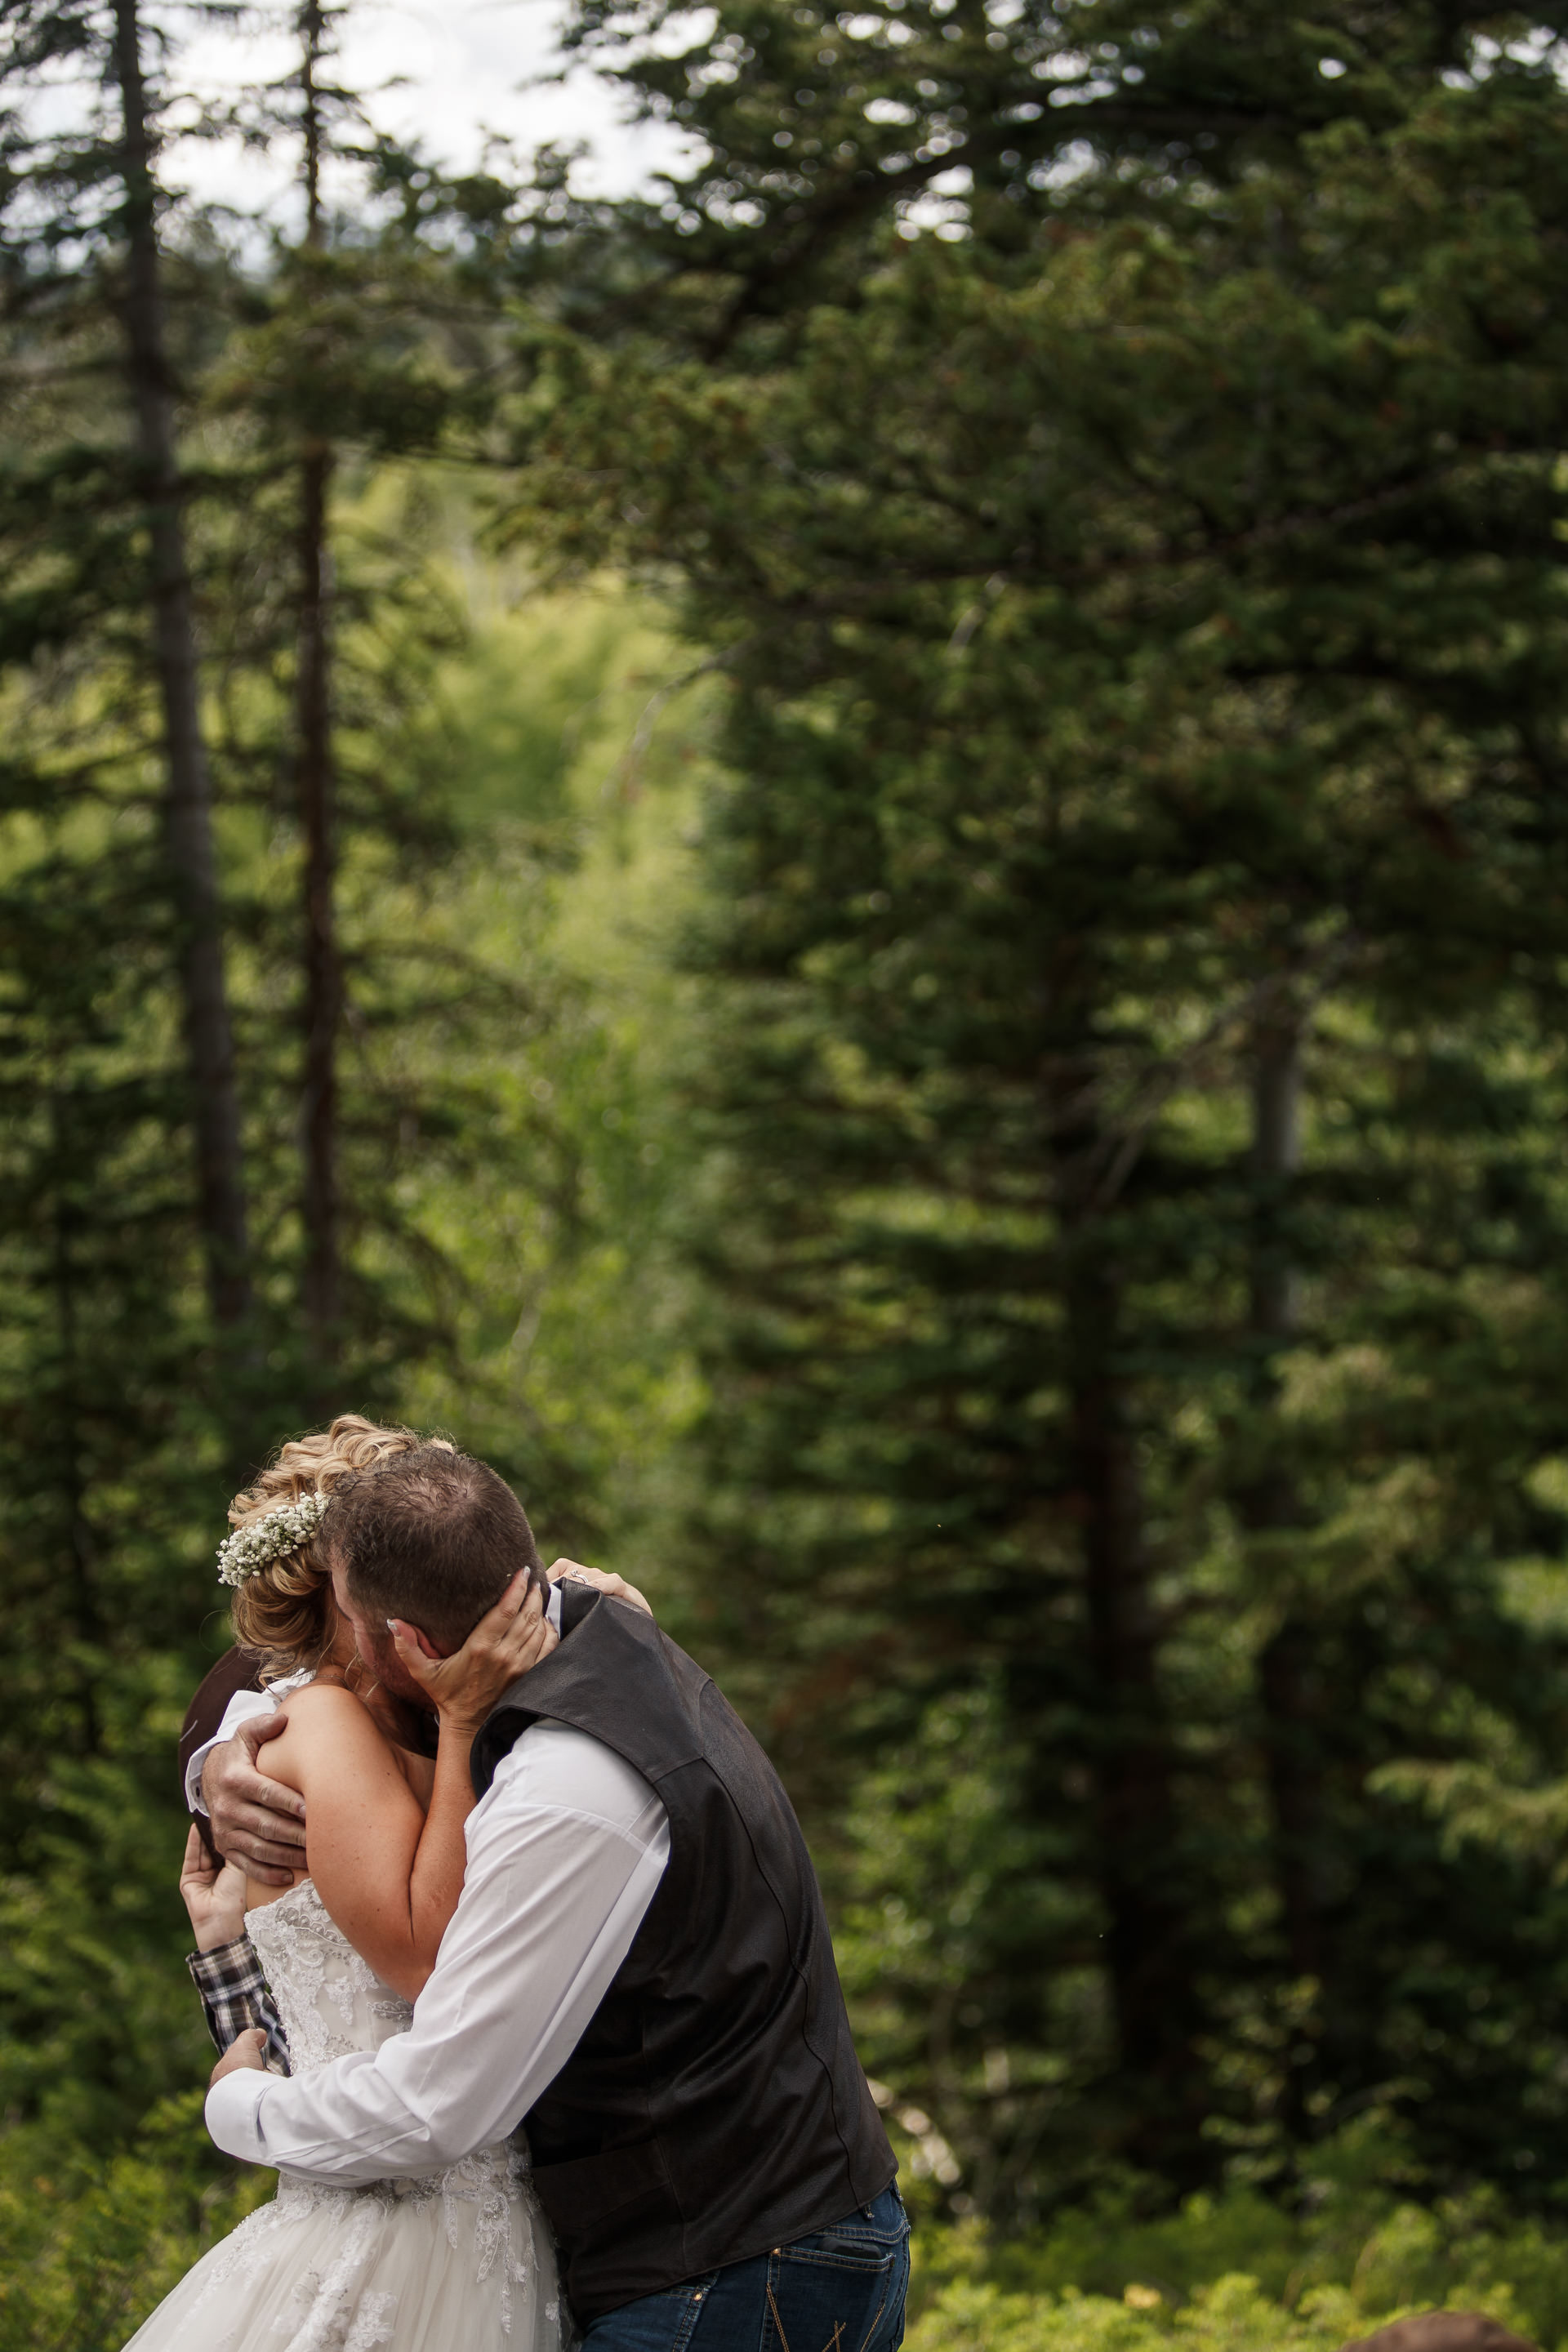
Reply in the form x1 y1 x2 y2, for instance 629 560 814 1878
185 1687 283 1814
207 1722 670 2179
187 1936 291 2072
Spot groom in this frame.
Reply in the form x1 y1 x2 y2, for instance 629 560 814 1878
203 1444 907 2352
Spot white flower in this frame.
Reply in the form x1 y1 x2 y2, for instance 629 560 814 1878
216 1491 328 1587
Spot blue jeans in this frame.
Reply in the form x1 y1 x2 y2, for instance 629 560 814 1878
580 2185 910 2352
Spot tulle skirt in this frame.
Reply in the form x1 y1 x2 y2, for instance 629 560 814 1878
122 2145 568 2352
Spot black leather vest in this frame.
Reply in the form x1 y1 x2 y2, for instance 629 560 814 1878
470 1594 895 2322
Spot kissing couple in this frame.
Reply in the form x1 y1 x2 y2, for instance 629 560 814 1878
127 1414 907 2352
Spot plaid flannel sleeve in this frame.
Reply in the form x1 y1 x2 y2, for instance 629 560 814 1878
186 1934 291 2074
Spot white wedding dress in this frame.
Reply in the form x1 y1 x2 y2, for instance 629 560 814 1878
122 1877 568 2352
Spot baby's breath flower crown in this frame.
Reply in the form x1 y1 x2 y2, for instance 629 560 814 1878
216 1492 328 1588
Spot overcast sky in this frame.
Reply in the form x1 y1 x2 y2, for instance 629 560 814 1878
163 0 698 225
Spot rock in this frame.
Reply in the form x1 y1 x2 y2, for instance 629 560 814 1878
1343 2317 1537 2352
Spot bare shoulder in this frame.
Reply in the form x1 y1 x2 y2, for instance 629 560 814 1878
275 1678 367 1722
265 1680 397 1788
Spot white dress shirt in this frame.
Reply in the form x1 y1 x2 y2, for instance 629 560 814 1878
205 1706 670 2178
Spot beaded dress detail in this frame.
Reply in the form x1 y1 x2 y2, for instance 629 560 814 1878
121 1878 566 2352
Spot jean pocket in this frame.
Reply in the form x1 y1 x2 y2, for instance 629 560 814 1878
787 2233 898 2270
584 2273 719 2352
793 2194 910 2264
769 2232 907 2352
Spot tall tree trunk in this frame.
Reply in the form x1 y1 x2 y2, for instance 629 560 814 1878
1245 1006 1327 2124
297 0 341 1368
111 0 251 1332
1249 1010 1302 1348
1067 1235 1209 2174
51 1096 100 1757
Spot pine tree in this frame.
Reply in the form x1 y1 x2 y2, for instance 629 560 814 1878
109 0 252 1334
0 0 256 1799
2 0 252 1344
295 0 343 1365
0 0 593 2172
192 14 582 1414
512 11 1568 2203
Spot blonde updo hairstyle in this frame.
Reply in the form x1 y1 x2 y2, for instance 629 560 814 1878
227 1414 443 1683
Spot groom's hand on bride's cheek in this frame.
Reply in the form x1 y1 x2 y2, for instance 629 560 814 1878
210 2028 267 2087
203 1715 308 1889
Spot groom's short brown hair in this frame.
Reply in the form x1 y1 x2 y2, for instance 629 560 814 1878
328 1443 542 1650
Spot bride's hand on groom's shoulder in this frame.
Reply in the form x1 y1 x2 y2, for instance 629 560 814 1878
387 1572 559 1731
209 2027 267 2088
548 1560 653 1618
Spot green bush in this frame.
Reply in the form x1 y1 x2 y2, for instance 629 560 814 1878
0 2095 271 2352
906 2274 1361 2352
905 2128 1568 2352
7 2105 1568 2350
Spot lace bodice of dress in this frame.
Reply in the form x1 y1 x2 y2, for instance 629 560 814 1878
241 1670 421 2079
247 1879 415 2078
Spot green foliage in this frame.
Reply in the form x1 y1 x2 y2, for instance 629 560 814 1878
0 2093 273 2352
902 2140 1568 2351
513 0 1568 2216
14 0 1568 2335
546 0 1568 354
0 12 684 2215
0 557 710 2330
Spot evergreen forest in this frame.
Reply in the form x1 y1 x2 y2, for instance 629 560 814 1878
7 0 1568 2341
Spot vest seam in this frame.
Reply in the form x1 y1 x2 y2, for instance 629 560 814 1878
500 1713 696 1788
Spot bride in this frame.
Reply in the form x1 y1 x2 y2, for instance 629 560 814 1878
124 1419 570 2352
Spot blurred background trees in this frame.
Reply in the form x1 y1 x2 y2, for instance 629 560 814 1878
7 1 1568 2344
521 0 1568 2212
